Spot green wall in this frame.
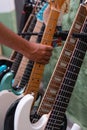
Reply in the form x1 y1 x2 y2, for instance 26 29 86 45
0 10 17 58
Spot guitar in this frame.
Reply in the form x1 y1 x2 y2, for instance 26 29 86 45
3 0 66 130
14 2 87 130
4 2 66 129
0 3 47 130
12 2 48 93
0 58 13 81
0 65 7 73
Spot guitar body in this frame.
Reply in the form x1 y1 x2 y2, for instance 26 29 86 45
14 94 67 130
0 72 13 91
14 94 48 130
0 59 13 67
0 59 13 81
0 71 24 95
0 65 7 73
0 90 22 130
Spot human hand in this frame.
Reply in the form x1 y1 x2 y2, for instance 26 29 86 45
27 42 53 64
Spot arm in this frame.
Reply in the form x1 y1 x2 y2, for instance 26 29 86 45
0 22 53 64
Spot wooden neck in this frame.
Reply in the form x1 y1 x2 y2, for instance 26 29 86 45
38 3 87 117
15 20 43 89
24 8 60 104
44 4 87 129
10 14 36 77
12 15 40 89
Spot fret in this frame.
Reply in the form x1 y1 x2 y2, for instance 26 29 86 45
69 37 77 44
39 108 49 113
71 28 80 34
70 57 83 67
49 117 63 124
54 70 64 77
63 77 75 86
50 115 62 123
66 70 78 79
53 76 62 82
61 84 74 94
59 88 73 95
74 22 82 30
46 125 60 130
51 113 65 119
68 64 80 74
49 81 61 88
76 41 87 51
59 61 68 68
74 48 86 59
11 53 23 73
52 108 66 116
64 43 75 51
42 102 52 108
74 20 84 28
56 66 66 74
13 56 29 87
60 55 70 63
72 55 83 62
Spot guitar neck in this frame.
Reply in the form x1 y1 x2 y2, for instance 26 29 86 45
12 56 29 87
38 4 87 117
13 2 48 90
24 8 60 102
45 4 87 130
10 14 36 76
16 20 43 89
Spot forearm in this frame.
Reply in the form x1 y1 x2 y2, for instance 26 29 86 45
0 22 53 64
0 22 33 57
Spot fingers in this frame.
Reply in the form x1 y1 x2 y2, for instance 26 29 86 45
45 46 53 51
36 55 51 64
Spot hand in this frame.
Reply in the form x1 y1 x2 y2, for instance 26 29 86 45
27 42 53 64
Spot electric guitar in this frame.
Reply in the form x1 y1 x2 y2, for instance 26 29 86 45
14 2 87 130
0 3 47 130
0 58 13 81
4 2 66 129
3 1 66 130
12 2 48 93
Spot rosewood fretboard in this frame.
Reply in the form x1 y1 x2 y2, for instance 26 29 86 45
44 4 87 130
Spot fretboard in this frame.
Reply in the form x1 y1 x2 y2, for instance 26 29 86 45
44 4 87 130
18 21 44 89
10 15 36 77
24 8 61 103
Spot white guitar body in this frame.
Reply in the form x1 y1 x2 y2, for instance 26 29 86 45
0 90 22 130
14 94 81 130
14 94 48 130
